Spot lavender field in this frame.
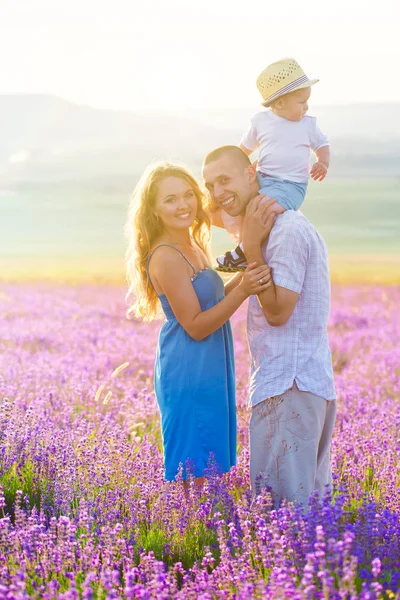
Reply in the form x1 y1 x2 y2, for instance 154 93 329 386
0 283 399 599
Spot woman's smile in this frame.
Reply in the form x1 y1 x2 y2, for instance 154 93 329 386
176 210 191 219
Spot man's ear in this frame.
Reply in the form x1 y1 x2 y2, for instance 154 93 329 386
247 163 257 184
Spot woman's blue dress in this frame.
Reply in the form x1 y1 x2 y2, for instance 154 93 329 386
147 245 236 481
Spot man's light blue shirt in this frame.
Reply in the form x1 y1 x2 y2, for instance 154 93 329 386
247 211 336 407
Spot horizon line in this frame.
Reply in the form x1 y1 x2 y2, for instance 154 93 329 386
1 93 400 113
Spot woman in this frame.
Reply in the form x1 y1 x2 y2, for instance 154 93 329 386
125 162 271 484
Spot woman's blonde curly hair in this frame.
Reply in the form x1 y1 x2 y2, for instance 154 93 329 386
125 162 211 322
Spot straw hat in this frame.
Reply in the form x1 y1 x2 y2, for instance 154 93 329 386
256 58 319 107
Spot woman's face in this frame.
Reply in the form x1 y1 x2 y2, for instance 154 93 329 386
154 176 198 230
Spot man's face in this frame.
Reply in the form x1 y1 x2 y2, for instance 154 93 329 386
202 156 255 217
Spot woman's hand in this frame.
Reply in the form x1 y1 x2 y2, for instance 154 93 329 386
239 262 272 297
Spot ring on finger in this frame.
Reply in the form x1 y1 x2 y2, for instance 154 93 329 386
258 278 263 285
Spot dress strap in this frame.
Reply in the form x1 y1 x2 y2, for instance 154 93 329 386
146 244 196 289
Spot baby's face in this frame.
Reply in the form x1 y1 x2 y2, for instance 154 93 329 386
274 87 311 122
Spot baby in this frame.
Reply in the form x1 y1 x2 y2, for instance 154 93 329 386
216 58 330 271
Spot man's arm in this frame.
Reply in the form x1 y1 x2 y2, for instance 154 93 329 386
241 197 306 326
242 244 299 326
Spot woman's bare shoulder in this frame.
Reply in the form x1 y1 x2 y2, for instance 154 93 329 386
149 244 186 273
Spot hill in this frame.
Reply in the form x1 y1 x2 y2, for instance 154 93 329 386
0 95 399 188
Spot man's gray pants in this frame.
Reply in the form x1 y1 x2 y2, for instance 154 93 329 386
250 381 336 507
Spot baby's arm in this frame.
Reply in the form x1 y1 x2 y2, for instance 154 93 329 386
239 144 258 170
310 146 330 182
240 117 260 165
239 144 253 156
309 119 330 182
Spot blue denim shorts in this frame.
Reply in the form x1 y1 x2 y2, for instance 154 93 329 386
257 172 308 211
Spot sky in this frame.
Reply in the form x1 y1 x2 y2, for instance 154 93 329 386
1 0 399 112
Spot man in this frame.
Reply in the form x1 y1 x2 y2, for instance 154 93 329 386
202 145 336 507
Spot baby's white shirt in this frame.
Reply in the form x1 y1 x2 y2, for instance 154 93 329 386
240 110 329 184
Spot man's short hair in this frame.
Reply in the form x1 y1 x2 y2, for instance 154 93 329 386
203 145 251 168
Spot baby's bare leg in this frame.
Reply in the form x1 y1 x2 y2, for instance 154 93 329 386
265 199 286 219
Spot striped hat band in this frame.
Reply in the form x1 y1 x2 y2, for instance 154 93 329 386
264 75 310 104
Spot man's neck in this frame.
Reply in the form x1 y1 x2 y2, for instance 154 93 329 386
249 184 261 205
239 187 260 218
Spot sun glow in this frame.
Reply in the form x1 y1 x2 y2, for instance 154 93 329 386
1 0 398 111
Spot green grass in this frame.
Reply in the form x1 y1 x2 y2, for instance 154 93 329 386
1 178 400 284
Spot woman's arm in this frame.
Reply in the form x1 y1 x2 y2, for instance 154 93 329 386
210 206 225 228
150 248 271 341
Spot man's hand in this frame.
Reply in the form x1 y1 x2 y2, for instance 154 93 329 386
241 194 276 255
310 161 328 182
